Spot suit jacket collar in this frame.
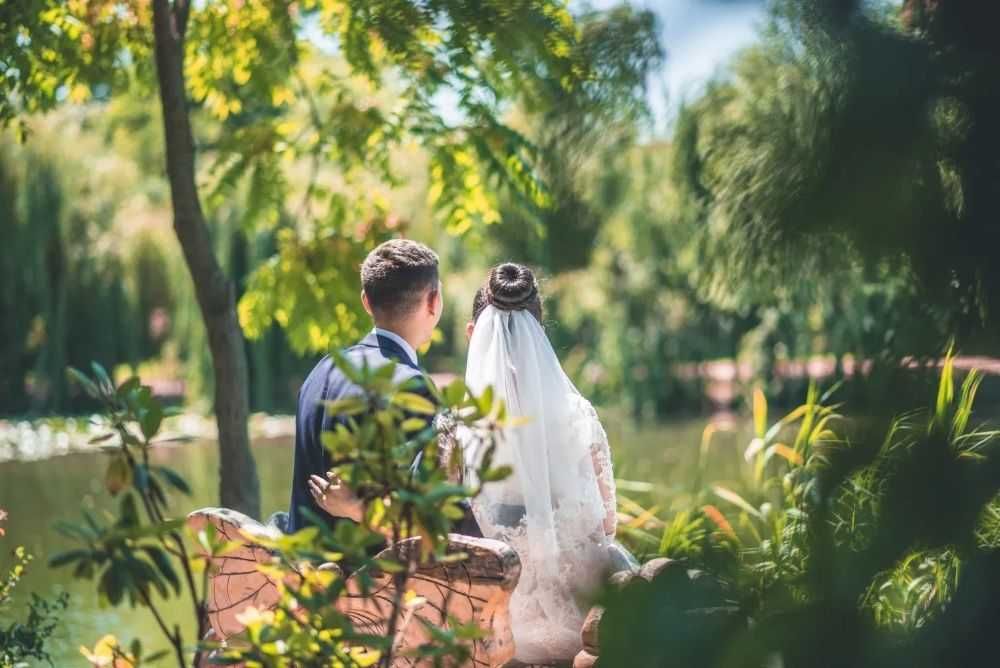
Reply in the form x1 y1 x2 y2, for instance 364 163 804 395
359 331 420 370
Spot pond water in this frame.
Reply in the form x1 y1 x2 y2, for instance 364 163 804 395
0 415 744 666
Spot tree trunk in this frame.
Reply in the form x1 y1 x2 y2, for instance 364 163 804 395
151 0 260 518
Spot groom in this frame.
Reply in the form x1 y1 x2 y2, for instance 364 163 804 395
288 239 481 537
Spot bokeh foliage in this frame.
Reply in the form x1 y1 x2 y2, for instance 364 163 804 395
671 0 1000 349
606 358 1000 667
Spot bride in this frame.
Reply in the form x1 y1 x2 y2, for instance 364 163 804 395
452 262 622 664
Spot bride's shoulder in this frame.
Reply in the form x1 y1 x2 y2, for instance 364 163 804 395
567 392 608 443
568 391 599 418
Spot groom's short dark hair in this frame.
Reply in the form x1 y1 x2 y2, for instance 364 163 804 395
361 239 439 318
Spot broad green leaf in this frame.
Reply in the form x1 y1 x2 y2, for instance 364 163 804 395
48 549 91 569
401 417 429 432
392 392 436 415
322 397 368 416
154 466 192 496
67 367 100 399
91 362 114 395
443 379 467 407
480 465 512 482
140 402 163 441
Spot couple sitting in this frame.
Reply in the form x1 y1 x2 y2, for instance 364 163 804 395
293 239 627 663
198 239 630 665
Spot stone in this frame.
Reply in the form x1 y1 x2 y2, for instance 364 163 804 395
638 556 678 582
608 569 636 589
580 606 603 654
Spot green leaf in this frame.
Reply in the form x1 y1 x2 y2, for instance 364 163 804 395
148 474 169 508
66 367 100 399
99 565 126 606
117 376 141 397
142 546 180 595
143 650 171 663
331 349 365 384
476 385 495 416
374 558 405 574
130 638 143 662
118 493 140 528
154 466 192 496
936 347 955 422
480 465 512 482
401 417 430 432
443 379 467 407
322 397 368 416
133 462 149 492
48 549 91 569
91 362 114 395
140 402 164 441
392 392 437 415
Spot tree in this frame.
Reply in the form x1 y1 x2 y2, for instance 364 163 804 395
672 0 1000 354
1 0 641 515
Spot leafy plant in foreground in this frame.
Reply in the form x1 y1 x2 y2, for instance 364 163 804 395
1 510 68 668
214 351 512 667
57 359 509 667
601 354 1000 667
54 364 216 667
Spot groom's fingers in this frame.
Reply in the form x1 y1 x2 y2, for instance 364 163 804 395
310 474 339 491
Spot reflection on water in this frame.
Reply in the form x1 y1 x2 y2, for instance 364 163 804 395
0 416 734 666
0 437 294 666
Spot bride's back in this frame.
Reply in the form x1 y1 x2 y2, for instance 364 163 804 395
460 263 618 663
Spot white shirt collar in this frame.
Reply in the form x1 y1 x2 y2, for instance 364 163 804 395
373 327 418 366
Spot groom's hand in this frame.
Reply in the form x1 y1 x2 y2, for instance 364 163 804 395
309 473 364 523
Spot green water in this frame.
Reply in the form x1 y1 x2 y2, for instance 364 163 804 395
0 416 738 666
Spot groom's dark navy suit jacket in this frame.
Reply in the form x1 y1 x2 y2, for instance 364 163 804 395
288 331 481 536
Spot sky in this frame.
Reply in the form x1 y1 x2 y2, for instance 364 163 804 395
587 0 766 131
303 0 767 134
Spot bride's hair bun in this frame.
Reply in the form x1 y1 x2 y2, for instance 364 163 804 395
472 262 543 322
488 263 538 311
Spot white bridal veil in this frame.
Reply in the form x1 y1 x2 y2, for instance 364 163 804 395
463 305 615 662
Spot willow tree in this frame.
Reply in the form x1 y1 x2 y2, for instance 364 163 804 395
673 0 1000 353
2 0 604 516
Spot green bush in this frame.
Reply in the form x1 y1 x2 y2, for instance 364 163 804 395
1 511 68 668
602 355 1000 667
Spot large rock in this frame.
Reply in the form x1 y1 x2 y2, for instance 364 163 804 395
576 556 741 666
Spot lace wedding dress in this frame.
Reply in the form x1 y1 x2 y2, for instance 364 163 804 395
451 305 618 663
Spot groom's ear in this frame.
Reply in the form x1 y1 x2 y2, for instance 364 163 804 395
361 290 373 317
465 321 474 340
427 282 443 315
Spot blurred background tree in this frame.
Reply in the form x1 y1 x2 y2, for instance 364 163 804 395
3 0 998 504
671 0 1000 354
3 0 993 428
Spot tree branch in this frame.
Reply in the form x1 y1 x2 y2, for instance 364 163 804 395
173 0 191 38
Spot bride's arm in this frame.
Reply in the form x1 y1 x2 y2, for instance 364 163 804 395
589 418 617 537
435 413 465 484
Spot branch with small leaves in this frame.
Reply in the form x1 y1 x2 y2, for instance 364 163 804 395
54 363 211 668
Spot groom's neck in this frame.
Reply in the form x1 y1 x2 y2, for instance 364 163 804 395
372 319 423 353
